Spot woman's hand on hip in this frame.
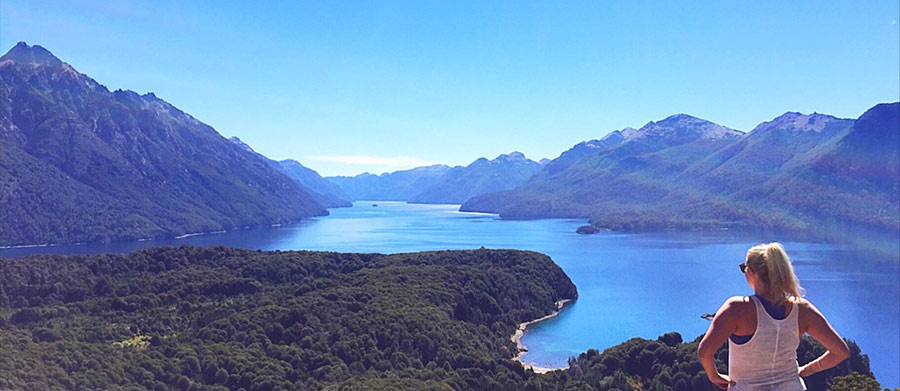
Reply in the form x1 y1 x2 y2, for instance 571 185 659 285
708 372 736 390
800 364 818 377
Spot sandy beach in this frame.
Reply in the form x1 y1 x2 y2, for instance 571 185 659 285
510 298 572 373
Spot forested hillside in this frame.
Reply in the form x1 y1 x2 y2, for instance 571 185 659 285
0 246 879 391
0 43 327 247
277 160 352 208
534 131 626 180
228 137 352 208
461 104 900 241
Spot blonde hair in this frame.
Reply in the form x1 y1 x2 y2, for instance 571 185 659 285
745 242 805 302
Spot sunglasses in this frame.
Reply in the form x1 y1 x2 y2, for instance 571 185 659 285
739 263 748 273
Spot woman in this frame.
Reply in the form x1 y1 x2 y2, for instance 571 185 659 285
698 242 850 390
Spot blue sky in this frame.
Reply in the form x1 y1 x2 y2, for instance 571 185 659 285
2 1 898 176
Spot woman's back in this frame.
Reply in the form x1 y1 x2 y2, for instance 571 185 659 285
727 296 805 391
699 243 850 390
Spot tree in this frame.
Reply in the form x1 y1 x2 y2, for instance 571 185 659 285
828 372 880 391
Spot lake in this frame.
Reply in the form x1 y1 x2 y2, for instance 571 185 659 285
2 201 898 387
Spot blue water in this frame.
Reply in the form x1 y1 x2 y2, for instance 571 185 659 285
2 201 898 387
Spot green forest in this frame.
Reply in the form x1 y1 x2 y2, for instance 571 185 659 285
0 246 885 390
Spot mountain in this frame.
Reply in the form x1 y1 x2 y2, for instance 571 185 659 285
461 106 899 240
226 137 351 208
755 103 900 234
462 114 745 219
566 115 744 181
536 130 627 179
682 112 855 193
408 152 542 204
326 164 451 201
0 42 327 246
327 152 542 204
803 103 900 190
276 160 352 207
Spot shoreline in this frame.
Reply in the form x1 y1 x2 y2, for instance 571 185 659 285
511 298 572 374
174 229 227 239
0 215 331 250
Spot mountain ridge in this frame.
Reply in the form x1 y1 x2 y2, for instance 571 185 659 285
226 137 351 208
0 42 327 246
408 152 542 204
461 103 899 243
326 164 452 201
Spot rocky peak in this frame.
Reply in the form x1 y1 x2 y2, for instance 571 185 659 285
658 113 702 124
652 113 726 130
772 111 825 128
567 131 626 154
229 137 256 153
751 111 854 137
0 41 63 66
600 129 627 143
627 114 742 143
496 151 527 162
142 92 161 101
1 42 105 94
619 127 641 139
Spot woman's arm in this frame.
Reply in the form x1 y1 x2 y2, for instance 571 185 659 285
698 298 740 389
798 300 850 377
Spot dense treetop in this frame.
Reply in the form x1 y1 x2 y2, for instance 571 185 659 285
0 246 880 390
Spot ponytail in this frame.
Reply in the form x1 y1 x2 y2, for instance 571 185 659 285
746 242 805 302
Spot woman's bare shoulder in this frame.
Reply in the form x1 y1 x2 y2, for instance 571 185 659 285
792 297 828 332
721 296 753 313
725 295 753 304
793 297 822 316
711 296 755 324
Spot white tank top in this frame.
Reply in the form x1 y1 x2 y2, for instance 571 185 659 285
728 296 806 391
